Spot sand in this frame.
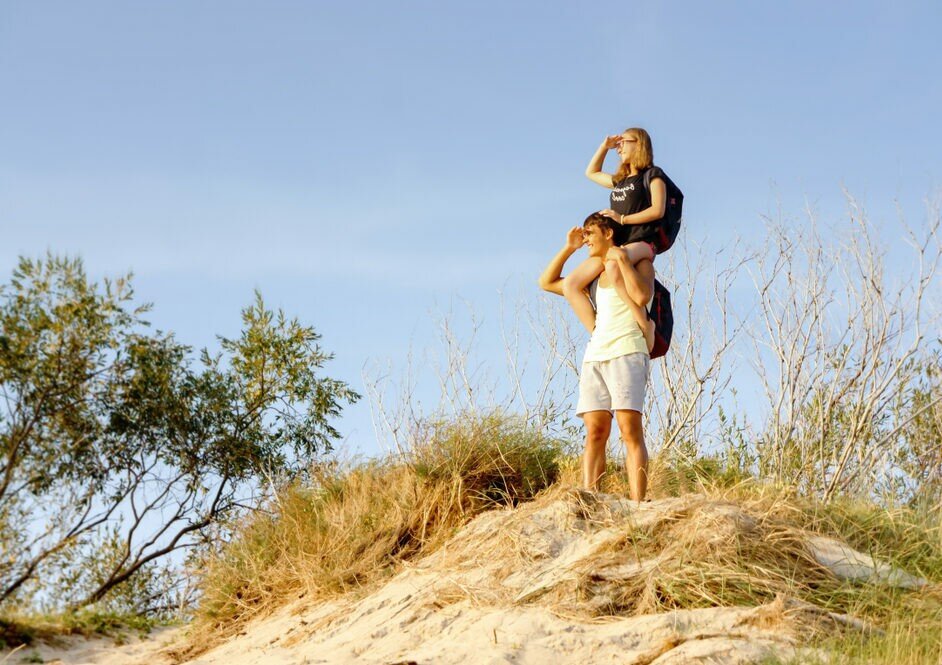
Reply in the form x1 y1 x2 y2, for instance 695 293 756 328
4 491 922 665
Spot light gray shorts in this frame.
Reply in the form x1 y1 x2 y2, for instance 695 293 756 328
576 352 649 416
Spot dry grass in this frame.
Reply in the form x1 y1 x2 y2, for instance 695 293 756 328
579 502 835 617
194 412 563 635
729 483 942 665
424 487 836 622
189 416 941 663
434 478 940 663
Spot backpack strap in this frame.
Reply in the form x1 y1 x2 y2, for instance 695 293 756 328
642 167 654 192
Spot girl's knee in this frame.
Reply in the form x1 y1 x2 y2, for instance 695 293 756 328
625 241 656 263
562 273 582 298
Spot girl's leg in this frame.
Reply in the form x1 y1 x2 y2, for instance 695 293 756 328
563 257 604 333
614 409 648 502
621 241 656 265
581 411 612 490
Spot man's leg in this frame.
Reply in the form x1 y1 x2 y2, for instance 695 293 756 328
581 411 612 491
563 257 604 333
609 277 655 352
623 241 656 264
614 409 648 502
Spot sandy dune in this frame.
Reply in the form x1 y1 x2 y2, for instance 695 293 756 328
4 491 922 665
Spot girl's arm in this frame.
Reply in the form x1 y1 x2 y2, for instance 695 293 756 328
584 136 621 189
615 177 667 225
538 227 585 296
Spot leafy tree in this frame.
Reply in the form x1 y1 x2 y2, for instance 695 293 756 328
0 254 358 611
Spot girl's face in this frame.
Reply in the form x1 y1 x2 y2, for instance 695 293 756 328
616 132 638 163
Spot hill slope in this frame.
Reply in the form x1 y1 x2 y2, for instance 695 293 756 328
11 489 930 665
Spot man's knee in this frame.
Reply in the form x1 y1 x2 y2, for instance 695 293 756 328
616 411 644 443
586 426 608 446
584 418 610 444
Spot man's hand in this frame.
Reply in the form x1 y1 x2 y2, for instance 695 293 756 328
605 246 627 263
540 228 585 296
565 226 585 250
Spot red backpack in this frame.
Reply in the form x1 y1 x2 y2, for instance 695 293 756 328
646 278 673 359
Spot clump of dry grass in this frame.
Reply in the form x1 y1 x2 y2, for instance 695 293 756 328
713 482 942 665
419 473 939 661
194 411 563 634
637 478 941 665
425 487 841 622
575 499 837 618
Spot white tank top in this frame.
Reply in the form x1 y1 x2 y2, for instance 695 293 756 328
583 283 650 362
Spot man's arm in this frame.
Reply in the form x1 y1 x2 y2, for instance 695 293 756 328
608 251 655 306
538 227 585 296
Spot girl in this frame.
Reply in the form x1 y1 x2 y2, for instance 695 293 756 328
563 128 667 348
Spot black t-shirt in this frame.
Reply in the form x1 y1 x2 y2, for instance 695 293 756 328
609 166 665 246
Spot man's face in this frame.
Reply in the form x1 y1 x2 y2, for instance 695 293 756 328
583 225 612 258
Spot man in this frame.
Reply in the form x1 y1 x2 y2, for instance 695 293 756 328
538 214 654 500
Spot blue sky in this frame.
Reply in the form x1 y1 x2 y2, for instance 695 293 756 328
2 1 940 456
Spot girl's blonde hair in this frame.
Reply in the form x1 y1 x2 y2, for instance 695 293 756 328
613 127 654 183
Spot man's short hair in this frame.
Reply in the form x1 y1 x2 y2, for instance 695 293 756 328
583 212 617 235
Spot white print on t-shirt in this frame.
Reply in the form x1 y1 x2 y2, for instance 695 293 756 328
610 182 636 202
